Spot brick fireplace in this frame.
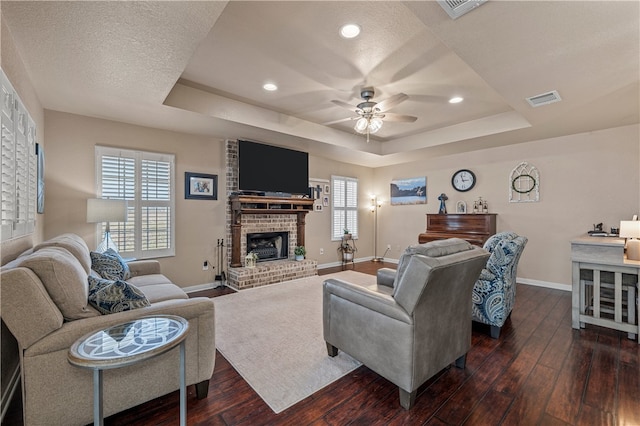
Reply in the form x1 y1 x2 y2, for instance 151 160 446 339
225 140 317 290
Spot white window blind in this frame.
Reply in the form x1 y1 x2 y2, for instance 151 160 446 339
96 146 175 258
331 175 358 240
1 68 37 242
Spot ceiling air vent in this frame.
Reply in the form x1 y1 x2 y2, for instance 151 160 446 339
526 90 562 108
437 0 487 20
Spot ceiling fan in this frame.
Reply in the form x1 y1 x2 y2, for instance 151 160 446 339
325 87 417 142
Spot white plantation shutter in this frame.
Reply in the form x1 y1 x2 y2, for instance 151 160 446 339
331 176 358 240
96 146 175 258
1 77 16 241
1 68 37 242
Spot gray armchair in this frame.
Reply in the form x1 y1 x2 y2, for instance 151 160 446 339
323 238 489 409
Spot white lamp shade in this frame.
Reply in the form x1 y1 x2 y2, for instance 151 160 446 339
369 117 383 134
619 220 640 239
620 220 640 261
86 199 128 223
354 118 368 134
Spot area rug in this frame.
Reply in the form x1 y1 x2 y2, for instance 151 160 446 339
213 270 376 413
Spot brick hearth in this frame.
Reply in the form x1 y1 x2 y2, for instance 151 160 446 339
226 259 317 290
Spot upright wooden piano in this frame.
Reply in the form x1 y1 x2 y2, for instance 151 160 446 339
418 213 497 247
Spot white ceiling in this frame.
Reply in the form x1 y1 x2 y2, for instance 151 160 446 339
2 1 639 167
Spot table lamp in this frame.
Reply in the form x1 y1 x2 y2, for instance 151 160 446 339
87 198 128 253
619 220 640 261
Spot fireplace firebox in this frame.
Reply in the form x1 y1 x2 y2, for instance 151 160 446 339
246 232 289 262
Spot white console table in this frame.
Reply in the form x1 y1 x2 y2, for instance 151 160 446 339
571 236 639 342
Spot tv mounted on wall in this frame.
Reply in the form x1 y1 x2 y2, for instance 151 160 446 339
238 140 309 196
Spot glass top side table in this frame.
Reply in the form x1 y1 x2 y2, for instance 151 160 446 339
68 315 189 426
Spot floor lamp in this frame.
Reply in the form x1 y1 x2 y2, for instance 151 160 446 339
371 195 383 262
87 198 128 253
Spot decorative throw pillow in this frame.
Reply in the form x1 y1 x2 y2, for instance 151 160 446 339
90 249 131 281
87 275 150 315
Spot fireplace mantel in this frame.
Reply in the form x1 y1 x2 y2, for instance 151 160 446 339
229 195 314 267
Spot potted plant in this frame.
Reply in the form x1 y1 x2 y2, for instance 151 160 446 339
343 228 352 239
294 246 306 261
337 241 356 261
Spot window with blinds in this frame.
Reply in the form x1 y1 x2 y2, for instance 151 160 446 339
331 175 358 240
96 146 175 258
1 68 37 242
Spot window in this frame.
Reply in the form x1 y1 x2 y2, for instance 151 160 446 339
95 146 175 258
331 175 358 240
1 68 37 242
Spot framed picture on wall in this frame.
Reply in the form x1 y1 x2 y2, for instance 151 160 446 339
390 177 427 205
185 172 218 200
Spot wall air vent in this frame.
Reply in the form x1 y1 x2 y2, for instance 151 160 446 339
526 90 562 107
437 0 487 20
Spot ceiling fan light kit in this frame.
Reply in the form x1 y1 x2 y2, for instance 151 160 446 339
329 87 417 142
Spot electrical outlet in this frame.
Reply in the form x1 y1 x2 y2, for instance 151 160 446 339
320 248 324 255
202 260 209 271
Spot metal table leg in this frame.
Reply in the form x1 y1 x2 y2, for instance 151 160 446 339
94 369 103 426
180 341 186 426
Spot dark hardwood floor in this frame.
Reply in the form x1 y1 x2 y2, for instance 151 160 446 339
3 261 639 425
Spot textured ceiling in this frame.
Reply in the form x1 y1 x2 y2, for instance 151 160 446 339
2 1 638 167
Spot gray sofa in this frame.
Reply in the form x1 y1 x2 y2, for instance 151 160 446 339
1 233 215 426
323 238 489 409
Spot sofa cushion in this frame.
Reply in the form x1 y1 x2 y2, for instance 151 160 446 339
33 233 92 274
136 284 189 304
87 276 150 314
90 249 131 281
18 247 100 320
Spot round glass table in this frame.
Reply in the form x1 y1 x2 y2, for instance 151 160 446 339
68 315 189 426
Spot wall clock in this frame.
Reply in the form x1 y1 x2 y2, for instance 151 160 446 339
451 169 476 192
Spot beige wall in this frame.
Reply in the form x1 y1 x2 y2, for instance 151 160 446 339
305 155 375 264
35 110 640 290
44 110 228 288
0 13 45 263
373 124 640 287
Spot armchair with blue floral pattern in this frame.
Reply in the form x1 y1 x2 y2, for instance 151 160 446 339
471 231 528 338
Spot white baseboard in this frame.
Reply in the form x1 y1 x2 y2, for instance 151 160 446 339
518 277 571 292
1 365 20 423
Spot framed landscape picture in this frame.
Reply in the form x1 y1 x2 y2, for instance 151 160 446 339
185 172 218 200
390 177 427 205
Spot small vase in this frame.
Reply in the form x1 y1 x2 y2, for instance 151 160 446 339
295 255 304 261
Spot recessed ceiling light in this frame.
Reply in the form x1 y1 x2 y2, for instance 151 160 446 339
340 24 361 39
263 83 278 91
449 96 464 104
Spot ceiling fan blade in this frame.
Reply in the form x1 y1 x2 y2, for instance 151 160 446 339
375 93 409 112
383 113 417 123
323 116 357 126
331 99 359 111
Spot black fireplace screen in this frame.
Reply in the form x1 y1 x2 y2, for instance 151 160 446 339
246 232 289 262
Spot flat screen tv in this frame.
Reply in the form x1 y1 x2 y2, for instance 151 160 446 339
238 140 309 195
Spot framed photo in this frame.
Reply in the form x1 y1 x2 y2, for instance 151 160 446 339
322 196 329 207
456 201 467 214
324 184 330 195
185 172 218 200
390 177 427 205
315 203 323 212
